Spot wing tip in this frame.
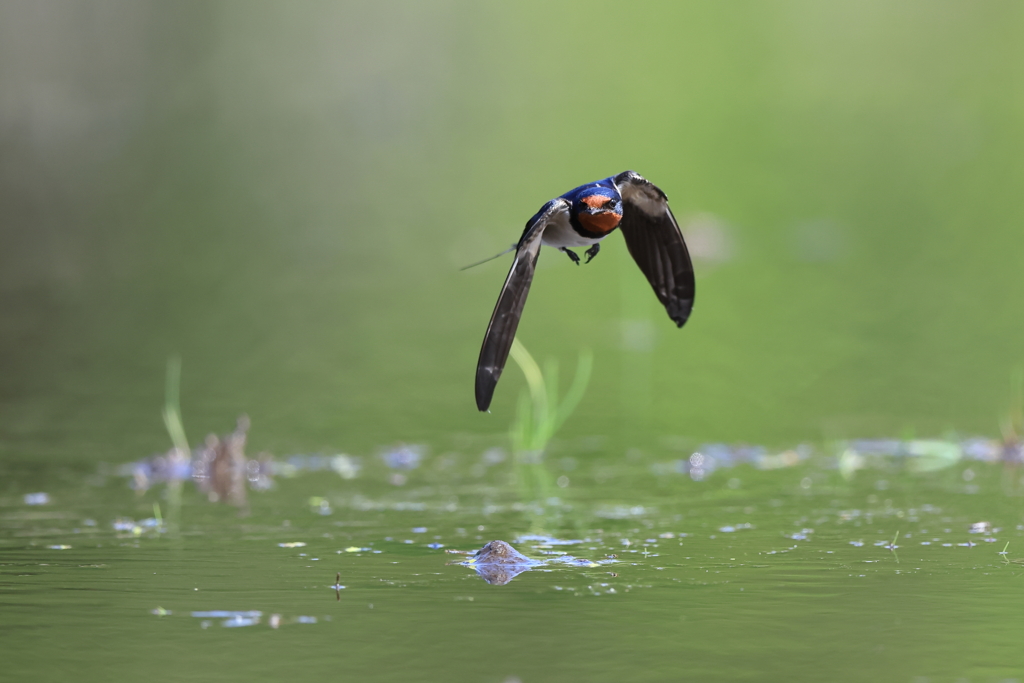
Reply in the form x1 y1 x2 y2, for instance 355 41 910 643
475 368 497 412
669 300 694 328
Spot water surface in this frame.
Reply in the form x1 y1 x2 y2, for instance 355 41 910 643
3 3 1024 681
4 447 1024 682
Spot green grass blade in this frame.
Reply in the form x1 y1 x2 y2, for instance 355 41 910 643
551 349 592 435
161 356 190 455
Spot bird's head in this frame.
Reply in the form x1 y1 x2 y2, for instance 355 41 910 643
574 189 623 235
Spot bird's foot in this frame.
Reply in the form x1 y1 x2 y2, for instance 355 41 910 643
561 248 581 265
584 244 600 263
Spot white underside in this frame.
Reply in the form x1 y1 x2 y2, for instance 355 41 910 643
533 177 671 251
540 213 605 248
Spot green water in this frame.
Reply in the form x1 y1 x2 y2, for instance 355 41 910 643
4 455 1024 681
2 1 1024 681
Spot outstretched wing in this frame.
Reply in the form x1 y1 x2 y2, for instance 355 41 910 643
613 171 695 327
475 199 570 412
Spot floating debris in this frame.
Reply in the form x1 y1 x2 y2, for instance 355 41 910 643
111 517 162 536
23 492 50 505
667 445 810 481
653 436 1010 483
308 497 332 515
194 415 252 507
190 610 263 628
841 438 1002 468
48 544 72 550
129 447 192 492
381 444 425 470
123 414 273 499
275 454 361 479
329 454 361 479
278 542 306 548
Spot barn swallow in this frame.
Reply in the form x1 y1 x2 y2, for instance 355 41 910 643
474 170 695 411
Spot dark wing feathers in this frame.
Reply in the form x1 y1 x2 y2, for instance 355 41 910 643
614 171 695 327
474 199 569 411
475 171 694 412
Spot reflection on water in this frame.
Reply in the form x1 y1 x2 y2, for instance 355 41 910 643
456 539 613 586
459 540 541 586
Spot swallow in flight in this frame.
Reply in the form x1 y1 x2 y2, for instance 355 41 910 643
474 170 695 411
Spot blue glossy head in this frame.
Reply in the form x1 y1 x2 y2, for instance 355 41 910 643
564 183 623 235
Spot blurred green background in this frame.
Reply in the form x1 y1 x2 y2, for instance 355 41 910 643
2 0 1022 464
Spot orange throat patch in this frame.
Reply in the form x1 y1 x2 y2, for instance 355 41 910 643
578 211 622 235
